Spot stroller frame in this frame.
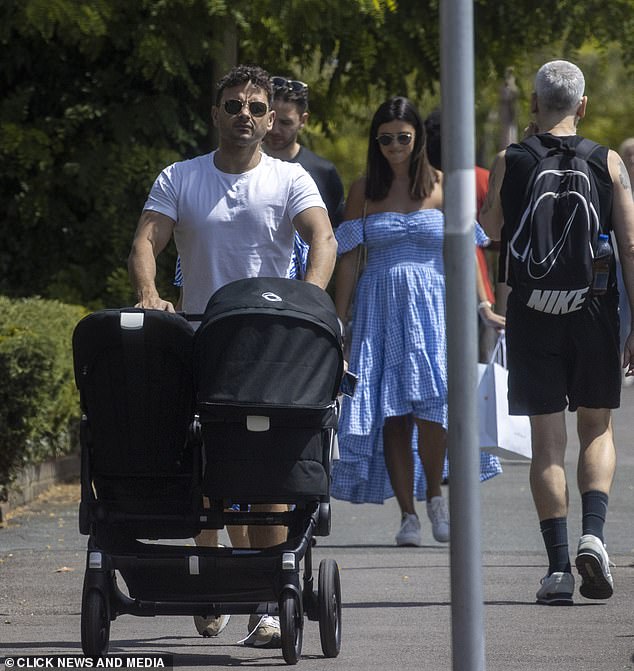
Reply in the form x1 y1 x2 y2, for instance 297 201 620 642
74 282 343 665
79 414 340 664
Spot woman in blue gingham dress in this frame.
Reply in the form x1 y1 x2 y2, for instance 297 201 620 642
332 97 502 546
332 210 501 497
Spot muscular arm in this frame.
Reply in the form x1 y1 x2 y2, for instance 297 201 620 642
609 149 634 375
479 150 507 241
127 209 176 311
293 206 337 290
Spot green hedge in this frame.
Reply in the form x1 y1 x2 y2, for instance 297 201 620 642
0 296 87 493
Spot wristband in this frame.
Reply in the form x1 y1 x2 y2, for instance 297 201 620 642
478 300 493 312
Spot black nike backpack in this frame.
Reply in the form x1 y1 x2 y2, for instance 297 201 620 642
502 135 607 315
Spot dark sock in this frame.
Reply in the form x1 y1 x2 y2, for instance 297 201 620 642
581 490 609 542
540 517 571 575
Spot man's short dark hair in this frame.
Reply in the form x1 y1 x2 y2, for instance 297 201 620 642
215 65 273 106
272 87 309 114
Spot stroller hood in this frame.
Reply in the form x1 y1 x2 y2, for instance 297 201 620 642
194 277 344 410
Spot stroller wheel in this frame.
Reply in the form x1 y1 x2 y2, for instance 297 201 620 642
280 591 303 665
318 559 341 657
81 589 110 657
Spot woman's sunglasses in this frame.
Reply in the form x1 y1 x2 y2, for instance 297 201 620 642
271 76 308 94
223 99 269 118
376 132 414 146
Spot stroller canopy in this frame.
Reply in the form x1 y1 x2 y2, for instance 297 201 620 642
194 277 344 410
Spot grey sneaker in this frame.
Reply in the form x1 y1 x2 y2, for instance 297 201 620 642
395 513 421 546
426 496 450 543
194 614 230 637
536 572 574 605
575 534 614 599
240 614 281 648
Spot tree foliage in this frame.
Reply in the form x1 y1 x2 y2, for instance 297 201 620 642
2 0 634 306
1 0 223 306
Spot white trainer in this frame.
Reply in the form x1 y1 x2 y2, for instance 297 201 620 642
536 571 574 605
426 496 450 542
575 534 614 600
239 614 281 648
194 614 230 637
395 513 421 546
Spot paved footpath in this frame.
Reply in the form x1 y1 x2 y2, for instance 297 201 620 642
2 386 634 670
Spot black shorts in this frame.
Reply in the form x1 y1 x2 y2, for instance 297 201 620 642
506 290 621 415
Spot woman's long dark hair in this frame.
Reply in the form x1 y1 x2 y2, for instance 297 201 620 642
365 97 437 202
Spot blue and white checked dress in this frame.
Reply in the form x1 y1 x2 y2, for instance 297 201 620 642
331 209 502 504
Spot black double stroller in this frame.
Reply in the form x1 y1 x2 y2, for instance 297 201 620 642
72 277 344 665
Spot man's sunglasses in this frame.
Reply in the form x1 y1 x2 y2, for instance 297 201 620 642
271 76 308 94
223 99 268 117
376 132 414 146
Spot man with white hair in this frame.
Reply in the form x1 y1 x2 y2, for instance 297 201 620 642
480 60 634 605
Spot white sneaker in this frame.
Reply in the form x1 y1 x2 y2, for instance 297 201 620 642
575 534 614 599
239 614 281 648
395 513 421 546
194 614 230 637
426 496 450 542
536 572 574 605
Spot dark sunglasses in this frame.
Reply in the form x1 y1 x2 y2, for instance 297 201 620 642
223 99 268 117
376 132 414 146
271 76 308 94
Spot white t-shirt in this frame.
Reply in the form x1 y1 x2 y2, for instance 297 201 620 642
143 151 326 313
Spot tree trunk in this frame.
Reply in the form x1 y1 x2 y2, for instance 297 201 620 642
210 20 238 148
498 66 519 150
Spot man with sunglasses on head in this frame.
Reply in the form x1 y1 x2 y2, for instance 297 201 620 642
263 76 345 279
128 64 336 646
264 77 344 229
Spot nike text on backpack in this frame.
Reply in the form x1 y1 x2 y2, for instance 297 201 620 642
503 135 611 315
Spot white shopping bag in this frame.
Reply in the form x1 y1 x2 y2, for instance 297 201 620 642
478 333 532 460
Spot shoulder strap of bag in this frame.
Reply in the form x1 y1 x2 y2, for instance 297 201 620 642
354 200 368 279
521 134 550 161
343 201 368 333
572 137 601 162
522 134 600 163
362 199 368 241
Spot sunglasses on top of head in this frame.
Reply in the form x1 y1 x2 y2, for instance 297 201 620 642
223 99 269 118
376 132 414 146
271 76 309 94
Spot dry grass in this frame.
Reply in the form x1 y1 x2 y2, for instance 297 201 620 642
4 480 80 522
